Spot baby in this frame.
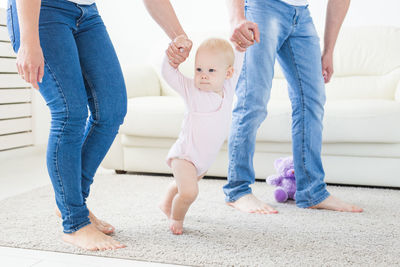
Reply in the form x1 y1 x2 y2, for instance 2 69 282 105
159 36 244 235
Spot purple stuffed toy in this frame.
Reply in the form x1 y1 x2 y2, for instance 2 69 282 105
266 156 296 203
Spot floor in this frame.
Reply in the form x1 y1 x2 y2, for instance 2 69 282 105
0 146 179 267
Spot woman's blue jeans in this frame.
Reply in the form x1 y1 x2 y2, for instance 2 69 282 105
224 0 330 208
7 0 127 233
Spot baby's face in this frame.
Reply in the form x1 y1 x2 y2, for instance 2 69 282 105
194 48 233 93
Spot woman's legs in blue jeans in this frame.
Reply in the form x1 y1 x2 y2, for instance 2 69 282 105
8 0 127 249
76 14 127 207
38 2 126 234
76 15 128 234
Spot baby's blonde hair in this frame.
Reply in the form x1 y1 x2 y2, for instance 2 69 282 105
196 38 234 66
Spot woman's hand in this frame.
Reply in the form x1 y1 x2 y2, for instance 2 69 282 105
230 19 260 52
16 42 44 90
166 34 192 68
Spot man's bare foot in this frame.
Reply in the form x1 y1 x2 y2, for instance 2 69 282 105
310 195 363 212
159 201 171 219
62 224 125 251
55 208 115 235
169 219 183 235
227 193 278 214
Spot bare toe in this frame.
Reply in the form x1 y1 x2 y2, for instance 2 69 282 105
88 212 115 235
97 220 115 234
169 219 184 235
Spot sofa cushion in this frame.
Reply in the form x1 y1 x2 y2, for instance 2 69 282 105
121 96 185 138
121 96 400 143
122 65 161 98
257 99 400 143
333 27 400 77
120 135 400 158
324 99 400 142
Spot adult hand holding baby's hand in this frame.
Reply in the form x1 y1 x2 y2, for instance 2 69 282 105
230 20 260 52
166 34 192 68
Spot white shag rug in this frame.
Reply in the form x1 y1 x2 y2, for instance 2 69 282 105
0 174 399 266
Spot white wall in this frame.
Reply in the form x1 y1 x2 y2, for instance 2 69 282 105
1 0 398 145
96 0 400 67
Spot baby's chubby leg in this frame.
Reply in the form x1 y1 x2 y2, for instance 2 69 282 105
159 180 178 219
168 159 200 235
160 168 204 219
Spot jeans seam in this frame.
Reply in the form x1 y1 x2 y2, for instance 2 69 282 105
80 71 98 201
228 7 251 183
45 61 74 227
286 39 313 203
228 52 248 181
7 5 15 47
81 70 100 145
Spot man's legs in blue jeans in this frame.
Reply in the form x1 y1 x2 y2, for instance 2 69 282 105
276 7 330 208
223 0 288 213
279 16 363 212
224 0 363 213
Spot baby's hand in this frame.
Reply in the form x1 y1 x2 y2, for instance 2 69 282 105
173 35 192 52
166 34 192 68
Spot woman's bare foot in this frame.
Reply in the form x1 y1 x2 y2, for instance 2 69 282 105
55 208 115 235
169 219 183 235
159 201 172 219
62 224 125 251
310 195 363 212
227 194 278 214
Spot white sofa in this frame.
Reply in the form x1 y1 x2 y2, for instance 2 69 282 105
102 26 400 188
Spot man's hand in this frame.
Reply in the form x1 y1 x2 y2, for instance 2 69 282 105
321 51 334 83
166 34 192 68
230 19 260 52
322 0 350 83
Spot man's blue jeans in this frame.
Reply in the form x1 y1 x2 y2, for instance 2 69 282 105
7 0 127 232
224 0 330 208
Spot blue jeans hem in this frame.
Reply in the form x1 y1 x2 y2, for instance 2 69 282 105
63 220 91 234
296 190 330 208
225 188 253 203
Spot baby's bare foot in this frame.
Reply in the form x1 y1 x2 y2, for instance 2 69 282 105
56 208 115 235
159 201 171 219
169 219 183 235
310 195 363 212
62 224 125 251
227 194 278 214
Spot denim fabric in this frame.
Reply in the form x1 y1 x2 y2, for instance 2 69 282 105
7 0 127 232
224 0 330 208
